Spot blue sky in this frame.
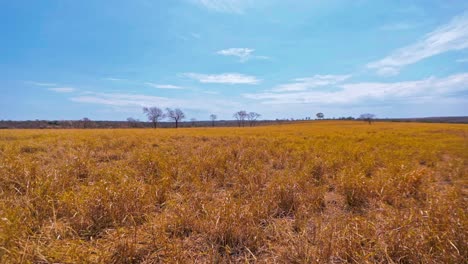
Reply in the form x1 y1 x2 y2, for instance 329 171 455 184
1 0 468 121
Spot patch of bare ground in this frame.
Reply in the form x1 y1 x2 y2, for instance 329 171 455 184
324 189 346 219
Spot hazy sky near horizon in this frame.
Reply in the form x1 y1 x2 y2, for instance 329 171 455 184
1 0 468 120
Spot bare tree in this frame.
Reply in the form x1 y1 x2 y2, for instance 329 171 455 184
166 108 185 128
126 117 140 128
209 114 217 127
233 110 248 127
143 107 165 128
359 113 375 124
247 112 261 127
316 112 324 120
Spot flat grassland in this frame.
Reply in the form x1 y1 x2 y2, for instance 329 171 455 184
0 121 467 263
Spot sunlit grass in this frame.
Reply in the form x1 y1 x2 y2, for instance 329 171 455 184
0 121 467 263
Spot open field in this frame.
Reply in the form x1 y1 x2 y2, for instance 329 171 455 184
0 121 467 263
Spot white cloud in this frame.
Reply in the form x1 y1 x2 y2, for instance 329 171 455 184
244 73 468 105
191 33 201 39
103 77 125 81
193 0 251 14
145 82 184 89
184 73 260 84
368 12 468 76
48 87 76 93
375 67 400 77
216 48 269 62
217 48 254 62
71 93 171 107
272 74 351 92
174 32 202 41
26 81 57 87
379 22 418 31
202 90 220 95
70 92 242 114
255 55 270 60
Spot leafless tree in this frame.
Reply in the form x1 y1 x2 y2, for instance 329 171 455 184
166 108 185 128
316 112 324 120
247 112 261 127
233 110 248 127
209 114 217 127
143 107 165 128
359 113 375 124
126 117 140 128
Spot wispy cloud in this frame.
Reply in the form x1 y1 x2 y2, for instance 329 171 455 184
103 77 126 81
216 48 269 62
27 81 76 92
374 67 400 77
379 22 418 31
145 82 184 89
174 32 202 41
48 87 76 93
184 73 260 84
202 90 220 95
217 48 253 62
272 74 351 92
244 73 468 105
192 0 251 14
191 33 201 39
368 12 468 76
26 81 57 87
70 92 242 114
456 58 468 63
71 93 171 107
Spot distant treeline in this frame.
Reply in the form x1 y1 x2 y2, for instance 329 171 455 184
0 119 284 129
381 116 468 124
0 116 466 129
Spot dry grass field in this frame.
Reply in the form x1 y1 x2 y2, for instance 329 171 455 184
0 121 467 263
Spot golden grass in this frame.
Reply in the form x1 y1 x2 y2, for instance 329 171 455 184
0 121 467 263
